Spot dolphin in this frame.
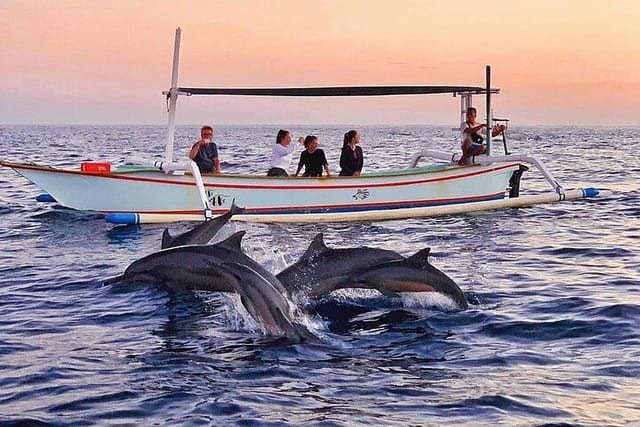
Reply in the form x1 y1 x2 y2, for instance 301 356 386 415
161 201 245 249
347 248 469 309
105 231 312 341
276 233 406 299
105 231 289 297
228 263 315 342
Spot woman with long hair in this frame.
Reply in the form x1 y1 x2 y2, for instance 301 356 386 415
338 130 363 176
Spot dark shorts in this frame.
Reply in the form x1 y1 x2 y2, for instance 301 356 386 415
267 167 288 177
470 142 485 153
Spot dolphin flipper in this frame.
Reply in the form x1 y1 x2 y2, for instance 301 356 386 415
376 288 401 298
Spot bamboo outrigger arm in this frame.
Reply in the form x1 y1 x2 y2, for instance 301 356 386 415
409 150 565 195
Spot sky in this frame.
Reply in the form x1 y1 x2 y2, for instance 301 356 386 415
1 0 639 126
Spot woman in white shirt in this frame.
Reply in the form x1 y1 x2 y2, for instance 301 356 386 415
266 129 302 176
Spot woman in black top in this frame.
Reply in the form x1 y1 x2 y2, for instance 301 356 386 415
339 130 363 176
294 135 331 177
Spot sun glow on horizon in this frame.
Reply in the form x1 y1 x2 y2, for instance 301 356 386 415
1 0 639 125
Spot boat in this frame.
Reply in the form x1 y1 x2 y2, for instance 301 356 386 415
0 28 607 225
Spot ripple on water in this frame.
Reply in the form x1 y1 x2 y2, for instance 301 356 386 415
0 126 639 425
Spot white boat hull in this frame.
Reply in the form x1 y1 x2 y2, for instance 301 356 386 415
1 160 525 223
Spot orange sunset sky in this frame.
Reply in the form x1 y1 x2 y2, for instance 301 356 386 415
1 0 639 126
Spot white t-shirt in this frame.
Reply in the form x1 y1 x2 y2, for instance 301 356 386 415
460 121 484 148
270 142 297 170
460 121 472 148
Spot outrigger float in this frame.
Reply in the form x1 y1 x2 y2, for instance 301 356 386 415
1 28 607 225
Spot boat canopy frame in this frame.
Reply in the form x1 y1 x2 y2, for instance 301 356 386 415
162 27 499 164
160 27 503 219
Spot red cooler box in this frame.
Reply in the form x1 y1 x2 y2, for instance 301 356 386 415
81 162 111 173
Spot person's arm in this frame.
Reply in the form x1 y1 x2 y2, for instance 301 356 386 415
466 123 486 135
354 147 363 176
294 152 304 176
491 124 506 137
213 158 221 174
188 141 203 160
276 143 297 159
321 151 330 177
339 147 347 170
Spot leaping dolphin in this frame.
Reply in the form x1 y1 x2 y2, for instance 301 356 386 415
105 231 312 341
276 234 467 309
229 263 315 343
106 231 289 297
276 233 405 299
161 201 245 249
347 248 469 309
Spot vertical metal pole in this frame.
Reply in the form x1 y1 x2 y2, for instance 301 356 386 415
485 65 492 155
460 93 472 131
460 94 470 127
165 27 181 164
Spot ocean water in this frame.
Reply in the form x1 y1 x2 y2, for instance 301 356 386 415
0 125 638 426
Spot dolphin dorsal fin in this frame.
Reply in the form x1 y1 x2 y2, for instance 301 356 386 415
161 229 174 249
229 198 246 216
217 230 247 252
406 247 432 267
301 233 328 260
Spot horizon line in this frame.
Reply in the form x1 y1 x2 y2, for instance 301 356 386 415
2 122 639 128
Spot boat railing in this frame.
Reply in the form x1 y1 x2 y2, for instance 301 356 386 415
188 160 213 219
409 149 564 195
125 156 213 219
125 156 192 174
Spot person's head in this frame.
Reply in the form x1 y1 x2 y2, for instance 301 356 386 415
466 107 477 121
276 129 291 146
343 130 359 148
304 135 318 152
201 125 214 141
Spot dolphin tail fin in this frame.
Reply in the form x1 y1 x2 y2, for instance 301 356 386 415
160 229 174 249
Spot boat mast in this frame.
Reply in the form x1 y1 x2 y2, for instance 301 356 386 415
164 27 182 164
485 65 492 155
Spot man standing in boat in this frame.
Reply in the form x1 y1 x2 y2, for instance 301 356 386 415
459 107 505 166
189 125 221 174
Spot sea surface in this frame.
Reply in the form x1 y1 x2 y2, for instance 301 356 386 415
0 125 638 426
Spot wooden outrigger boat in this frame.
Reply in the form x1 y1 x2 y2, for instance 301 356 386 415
0 28 606 224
